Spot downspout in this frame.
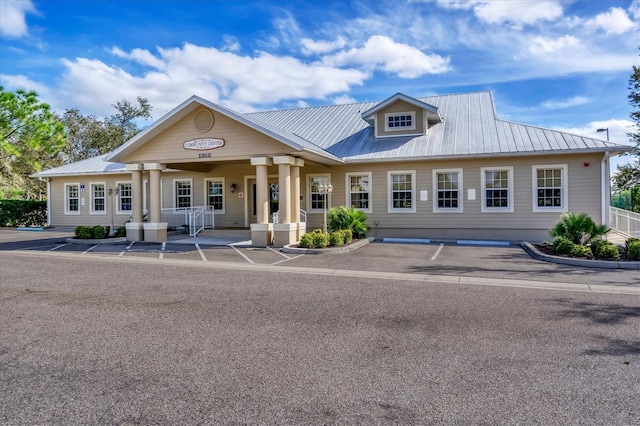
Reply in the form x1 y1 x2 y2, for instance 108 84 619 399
601 151 610 227
45 178 52 227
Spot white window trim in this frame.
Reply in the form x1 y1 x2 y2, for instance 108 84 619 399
204 177 226 214
387 170 416 213
432 168 464 213
532 164 568 213
306 174 331 213
116 181 133 215
89 181 107 215
173 178 193 209
64 183 81 215
481 167 514 213
384 111 416 132
345 172 372 213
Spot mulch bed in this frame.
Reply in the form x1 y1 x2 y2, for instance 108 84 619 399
533 243 635 262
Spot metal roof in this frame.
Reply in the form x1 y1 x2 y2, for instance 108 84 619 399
35 91 632 177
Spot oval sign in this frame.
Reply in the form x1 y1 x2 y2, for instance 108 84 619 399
183 138 225 150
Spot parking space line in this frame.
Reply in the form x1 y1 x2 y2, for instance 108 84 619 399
48 243 67 251
195 244 207 262
229 244 255 264
119 241 134 257
272 254 304 265
82 244 99 254
159 242 166 259
431 243 444 261
267 247 290 259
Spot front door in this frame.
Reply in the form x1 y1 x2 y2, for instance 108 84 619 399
248 179 279 224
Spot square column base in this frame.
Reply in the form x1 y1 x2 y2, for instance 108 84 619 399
143 222 168 243
251 223 273 247
125 222 144 242
273 223 298 248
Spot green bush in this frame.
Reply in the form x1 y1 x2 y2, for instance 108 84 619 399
342 228 353 245
92 225 109 239
329 230 344 247
553 237 575 255
627 241 640 261
327 206 369 239
590 239 611 257
312 231 330 248
570 244 592 258
550 212 609 245
74 226 93 239
0 199 47 227
626 237 640 251
299 233 313 248
597 243 620 260
115 226 126 237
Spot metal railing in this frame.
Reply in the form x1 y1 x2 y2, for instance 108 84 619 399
272 209 306 224
161 206 215 236
609 206 640 237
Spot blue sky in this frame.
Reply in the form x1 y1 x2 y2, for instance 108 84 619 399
1 0 638 169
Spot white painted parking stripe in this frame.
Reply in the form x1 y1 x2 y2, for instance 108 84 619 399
272 254 304 265
119 241 134 257
229 244 255 264
431 243 444 261
159 242 166 259
48 243 67 251
82 244 99 254
195 244 207 262
268 246 290 259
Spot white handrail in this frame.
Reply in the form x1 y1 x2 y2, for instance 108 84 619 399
609 206 640 237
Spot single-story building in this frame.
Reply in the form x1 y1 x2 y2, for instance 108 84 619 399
33 91 632 245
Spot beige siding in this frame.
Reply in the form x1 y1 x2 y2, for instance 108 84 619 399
47 153 605 242
123 108 293 164
375 100 425 137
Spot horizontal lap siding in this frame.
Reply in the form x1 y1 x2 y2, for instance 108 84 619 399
123 109 291 164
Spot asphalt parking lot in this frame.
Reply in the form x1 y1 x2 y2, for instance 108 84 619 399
0 228 638 288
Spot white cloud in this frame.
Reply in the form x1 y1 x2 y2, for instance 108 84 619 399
0 0 36 37
221 35 241 53
0 73 50 97
436 0 564 28
111 47 166 70
541 96 590 110
301 37 347 55
528 35 581 56
331 94 357 105
584 7 636 35
629 0 640 19
322 35 451 78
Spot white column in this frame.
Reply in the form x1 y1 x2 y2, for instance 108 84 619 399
143 162 167 242
250 157 273 246
127 164 144 223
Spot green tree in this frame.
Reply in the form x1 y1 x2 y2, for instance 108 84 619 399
0 86 66 199
57 97 152 163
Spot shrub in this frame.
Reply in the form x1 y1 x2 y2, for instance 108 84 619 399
92 225 109 239
74 226 93 239
552 237 575 255
299 233 313 248
590 239 611 257
329 231 344 247
597 243 620 260
627 241 640 261
312 231 330 248
0 199 47 227
570 244 592 258
342 228 353 245
115 226 126 237
626 237 640 251
327 206 369 239
550 212 609 245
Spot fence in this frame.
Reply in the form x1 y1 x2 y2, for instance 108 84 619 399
272 210 307 224
161 206 215 236
609 206 640 237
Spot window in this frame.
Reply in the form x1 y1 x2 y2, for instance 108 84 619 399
307 174 330 212
346 172 372 213
385 112 416 132
433 169 463 213
90 183 106 214
65 183 80 214
117 182 132 213
532 164 568 212
205 178 225 213
388 170 416 213
481 167 513 213
174 179 192 209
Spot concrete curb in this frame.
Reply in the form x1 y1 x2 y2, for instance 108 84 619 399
522 242 640 270
65 237 128 245
282 237 375 254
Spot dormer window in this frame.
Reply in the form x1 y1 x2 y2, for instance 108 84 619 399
385 112 415 132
